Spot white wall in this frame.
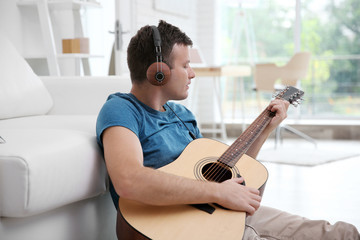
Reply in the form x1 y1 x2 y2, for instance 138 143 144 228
0 0 219 76
132 0 196 35
129 0 219 66
0 0 220 130
0 1 25 53
196 0 220 66
117 0 198 74
0 0 220 123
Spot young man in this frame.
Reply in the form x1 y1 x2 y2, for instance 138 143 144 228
96 20 359 239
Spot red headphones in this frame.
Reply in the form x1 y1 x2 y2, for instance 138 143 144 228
146 26 171 86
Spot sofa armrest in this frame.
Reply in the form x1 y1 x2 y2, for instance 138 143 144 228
41 75 131 115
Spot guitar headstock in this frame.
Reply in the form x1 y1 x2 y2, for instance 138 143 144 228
274 86 304 107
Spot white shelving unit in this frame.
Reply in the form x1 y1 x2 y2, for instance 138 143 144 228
17 0 102 76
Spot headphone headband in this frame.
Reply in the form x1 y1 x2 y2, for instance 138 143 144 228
146 25 171 86
151 25 162 48
151 25 163 62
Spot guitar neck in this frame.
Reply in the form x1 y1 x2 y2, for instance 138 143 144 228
217 86 304 168
218 108 275 167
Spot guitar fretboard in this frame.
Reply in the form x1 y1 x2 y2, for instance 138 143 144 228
218 108 275 167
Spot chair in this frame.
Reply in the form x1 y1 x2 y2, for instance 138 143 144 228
253 63 281 110
280 51 312 86
254 52 311 108
253 52 316 148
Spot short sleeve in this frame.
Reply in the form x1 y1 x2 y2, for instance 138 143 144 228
96 95 141 148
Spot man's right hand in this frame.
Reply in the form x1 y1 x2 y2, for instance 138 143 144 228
216 177 261 215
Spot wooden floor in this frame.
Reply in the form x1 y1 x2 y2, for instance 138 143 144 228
257 141 360 231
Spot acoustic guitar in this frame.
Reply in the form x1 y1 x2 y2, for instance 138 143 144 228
117 86 304 240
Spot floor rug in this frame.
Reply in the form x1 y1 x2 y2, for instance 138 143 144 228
257 139 360 166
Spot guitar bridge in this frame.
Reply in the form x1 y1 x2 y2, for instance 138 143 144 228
190 203 215 214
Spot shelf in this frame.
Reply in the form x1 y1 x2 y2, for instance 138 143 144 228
24 53 103 59
18 0 103 76
57 53 103 58
17 0 101 10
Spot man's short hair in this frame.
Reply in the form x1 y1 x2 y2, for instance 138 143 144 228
127 20 193 84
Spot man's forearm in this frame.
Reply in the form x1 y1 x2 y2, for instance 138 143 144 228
117 165 261 214
118 165 220 206
245 129 271 159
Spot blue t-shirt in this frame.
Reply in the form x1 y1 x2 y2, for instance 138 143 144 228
96 93 202 208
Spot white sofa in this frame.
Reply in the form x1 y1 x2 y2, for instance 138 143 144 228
0 76 131 240
0 32 131 240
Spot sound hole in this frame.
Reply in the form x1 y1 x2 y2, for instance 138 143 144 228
201 162 233 183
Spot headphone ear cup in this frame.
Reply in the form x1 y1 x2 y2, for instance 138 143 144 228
146 62 171 86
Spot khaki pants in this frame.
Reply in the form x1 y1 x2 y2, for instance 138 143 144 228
244 206 360 240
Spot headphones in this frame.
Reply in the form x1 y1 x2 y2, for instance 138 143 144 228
146 25 171 86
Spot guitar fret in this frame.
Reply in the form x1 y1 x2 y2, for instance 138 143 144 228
219 109 273 167
217 86 304 167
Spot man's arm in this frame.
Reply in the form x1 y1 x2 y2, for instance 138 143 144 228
245 99 290 158
102 126 261 215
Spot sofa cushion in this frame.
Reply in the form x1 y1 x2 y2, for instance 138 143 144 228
0 34 53 120
0 128 107 217
0 115 97 133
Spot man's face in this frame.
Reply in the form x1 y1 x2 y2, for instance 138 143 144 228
164 44 195 101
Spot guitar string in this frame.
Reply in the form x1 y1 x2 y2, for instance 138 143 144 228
223 109 273 165
203 109 273 183
216 88 299 168
213 115 271 182
210 162 228 182
202 109 270 181
202 114 266 181
203 161 224 181
219 109 270 165
211 137 252 182
204 89 300 182
212 113 273 183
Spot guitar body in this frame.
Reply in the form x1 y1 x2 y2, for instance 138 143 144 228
118 138 268 240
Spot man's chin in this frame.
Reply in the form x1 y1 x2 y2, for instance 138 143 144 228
173 92 189 101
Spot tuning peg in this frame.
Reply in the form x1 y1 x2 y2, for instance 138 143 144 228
292 101 299 107
272 90 281 98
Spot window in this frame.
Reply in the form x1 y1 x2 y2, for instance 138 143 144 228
219 0 360 120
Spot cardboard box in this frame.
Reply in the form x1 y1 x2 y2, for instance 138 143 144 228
62 38 89 53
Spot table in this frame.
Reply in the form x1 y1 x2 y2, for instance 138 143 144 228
192 65 252 139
